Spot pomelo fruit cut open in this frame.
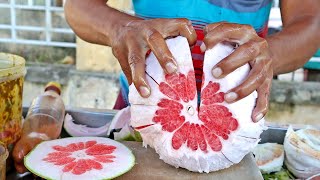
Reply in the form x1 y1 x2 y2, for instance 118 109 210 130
24 137 135 180
129 36 265 172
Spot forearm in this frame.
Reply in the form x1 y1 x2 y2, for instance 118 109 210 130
64 0 139 46
267 16 320 75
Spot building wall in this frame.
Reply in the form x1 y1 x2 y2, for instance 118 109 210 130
22 63 320 126
75 0 132 73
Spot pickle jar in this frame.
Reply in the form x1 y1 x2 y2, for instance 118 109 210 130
0 53 26 148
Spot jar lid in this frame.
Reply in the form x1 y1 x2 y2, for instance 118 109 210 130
0 53 26 79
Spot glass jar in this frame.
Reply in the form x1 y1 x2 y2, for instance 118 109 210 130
0 53 26 147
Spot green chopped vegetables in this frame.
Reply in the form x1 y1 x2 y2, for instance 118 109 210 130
262 168 295 180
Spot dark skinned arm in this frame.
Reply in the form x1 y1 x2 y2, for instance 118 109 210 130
64 0 319 123
64 0 139 46
64 0 197 97
201 0 320 121
267 0 320 75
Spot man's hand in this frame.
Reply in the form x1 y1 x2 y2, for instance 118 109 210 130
201 22 273 122
111 18 197 97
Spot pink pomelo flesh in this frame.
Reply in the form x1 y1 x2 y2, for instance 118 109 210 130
153 72 238 152
129 36 265 172
24 137 135 180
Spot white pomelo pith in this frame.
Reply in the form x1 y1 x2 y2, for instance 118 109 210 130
63 114 110 137
253 143 284 173
284 126 320 179
129 36 265 172
24 137 135 180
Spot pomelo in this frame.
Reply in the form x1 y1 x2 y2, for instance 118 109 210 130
63 114 110 137
24 137 135 180
107 107 141 141
129 36 265 172
284 126 320 179
253 143 284 173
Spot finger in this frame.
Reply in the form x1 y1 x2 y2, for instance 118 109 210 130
15 162 27 174
201 22 225 51
224 60 271 103
212 39 264 78
12 143 28 173
145 29 178 74
252 76 272 122
203 22 224 35
152 18 197 46
127 41 151 98
119 60 132 84
202 23 256 51
112 46 133 84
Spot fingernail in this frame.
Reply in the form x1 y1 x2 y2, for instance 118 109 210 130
225 92 238 102
139 86 150 97
165 62 177 74
200 43 206 52
255 113 264 122
212 67 222 78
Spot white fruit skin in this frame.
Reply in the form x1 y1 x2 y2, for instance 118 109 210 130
24 137 135 180
284 126 320 179
258 154 284 173
129 36 266 172
202 43 265 166
252 143 284 173
107 106 131 136
63 114 110 137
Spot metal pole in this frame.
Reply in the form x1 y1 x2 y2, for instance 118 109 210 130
10 0 16 40
45 0 51 43
28 0 33 6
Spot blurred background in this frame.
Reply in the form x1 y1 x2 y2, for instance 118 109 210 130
0 0 319 126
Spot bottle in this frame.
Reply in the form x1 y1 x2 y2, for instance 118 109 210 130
12 82 65 173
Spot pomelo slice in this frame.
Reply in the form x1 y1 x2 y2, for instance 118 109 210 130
129 36 265 172
24 137 135 180
63 114 110 137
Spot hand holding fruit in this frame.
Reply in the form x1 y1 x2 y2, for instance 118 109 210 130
110 18 197 98
201 22 273 122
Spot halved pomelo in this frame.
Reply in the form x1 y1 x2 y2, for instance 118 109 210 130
24 137 135 180
129 36 265 172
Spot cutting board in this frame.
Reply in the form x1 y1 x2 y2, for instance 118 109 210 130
117 141 263 180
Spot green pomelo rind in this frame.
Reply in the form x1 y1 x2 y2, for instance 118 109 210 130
114 133 136 141
114 125 135 141
133 130 142 142
114 126 143 142
24 137 135 180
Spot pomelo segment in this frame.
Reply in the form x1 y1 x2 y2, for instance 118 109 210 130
24 137 135 180
129 36 265 172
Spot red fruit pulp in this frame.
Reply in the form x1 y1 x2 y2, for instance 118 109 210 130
43 140 116 175
150 70 239 152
